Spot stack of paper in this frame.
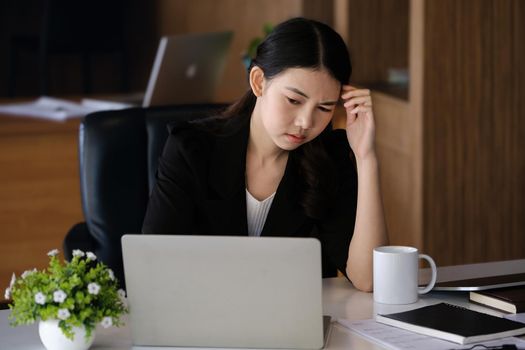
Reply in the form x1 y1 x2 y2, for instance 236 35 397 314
338 318 525 350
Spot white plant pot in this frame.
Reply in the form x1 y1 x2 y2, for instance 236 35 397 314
38 319 95 350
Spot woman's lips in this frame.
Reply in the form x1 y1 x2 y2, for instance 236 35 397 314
285 133 306 144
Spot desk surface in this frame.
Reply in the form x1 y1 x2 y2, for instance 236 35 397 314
1 277 515 350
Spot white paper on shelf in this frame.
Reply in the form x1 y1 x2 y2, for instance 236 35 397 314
80 98 135 110
0 96 98 121
337 318 525 350
0 96 133 122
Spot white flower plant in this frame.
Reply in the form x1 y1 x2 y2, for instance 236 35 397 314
5 249 128 340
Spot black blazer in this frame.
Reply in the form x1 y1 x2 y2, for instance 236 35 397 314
142 116 358 277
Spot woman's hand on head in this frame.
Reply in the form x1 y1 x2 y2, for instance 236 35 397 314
341 85 376 161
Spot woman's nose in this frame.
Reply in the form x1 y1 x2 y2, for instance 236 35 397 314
295 110 313 130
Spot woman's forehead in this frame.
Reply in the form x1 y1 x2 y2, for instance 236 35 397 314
271 68 341 98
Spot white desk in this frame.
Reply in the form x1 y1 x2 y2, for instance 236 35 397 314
0 277 514 350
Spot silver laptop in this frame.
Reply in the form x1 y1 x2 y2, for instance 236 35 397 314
121 235 326 349
142 31 233 107
84 31 233 109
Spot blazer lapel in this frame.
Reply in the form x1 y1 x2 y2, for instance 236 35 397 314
204 119 250 234
261 152 310 237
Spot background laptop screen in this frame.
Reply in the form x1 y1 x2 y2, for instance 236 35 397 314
142 31 233 107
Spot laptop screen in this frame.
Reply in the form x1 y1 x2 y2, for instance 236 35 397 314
142 31 233 107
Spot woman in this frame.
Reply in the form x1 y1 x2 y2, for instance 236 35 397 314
142 17 388 292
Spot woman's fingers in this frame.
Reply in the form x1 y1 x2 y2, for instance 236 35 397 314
346 110 357 124
341 86 371 99
341 86 372 112
349 105 372 115
342 85 373 127
343 96 372 108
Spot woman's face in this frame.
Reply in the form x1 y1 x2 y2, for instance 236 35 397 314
253 67 341 151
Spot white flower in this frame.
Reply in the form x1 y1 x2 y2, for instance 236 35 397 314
21 269 37 279
86 252 97 261
72 249 85 258
47 249 59 257
117 289 127 305
117 289 126 299
100 316 113 329
53 290 67 303
34 292 46 305
107 269 115 281
87 282 101 295
57 308 70 320
5 273 16 299
9 273 16 288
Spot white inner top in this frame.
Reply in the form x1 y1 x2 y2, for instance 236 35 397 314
246 189 276 236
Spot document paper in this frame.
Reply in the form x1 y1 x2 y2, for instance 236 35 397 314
0 96 129 121
338 318 525 350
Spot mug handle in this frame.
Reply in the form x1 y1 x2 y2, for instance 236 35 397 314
418 254 437 294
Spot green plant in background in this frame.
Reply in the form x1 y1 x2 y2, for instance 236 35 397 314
242 22 274 70
5 249 128 341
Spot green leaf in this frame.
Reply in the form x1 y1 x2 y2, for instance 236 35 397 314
245 22 274 59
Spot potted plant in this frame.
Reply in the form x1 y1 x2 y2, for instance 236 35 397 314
4 249 128 350
242 22 274 70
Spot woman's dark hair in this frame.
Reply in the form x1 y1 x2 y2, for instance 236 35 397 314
224 17 352 219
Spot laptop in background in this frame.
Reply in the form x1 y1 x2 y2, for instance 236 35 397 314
82 31 233 109
142 31 233 106
121 235 327 349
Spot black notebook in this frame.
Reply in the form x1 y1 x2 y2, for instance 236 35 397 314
470 286 525 313
376 303 525 345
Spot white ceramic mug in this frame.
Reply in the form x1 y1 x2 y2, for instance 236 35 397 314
373 246 437 304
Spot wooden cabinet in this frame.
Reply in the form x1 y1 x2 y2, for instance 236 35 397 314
0 113 83 291
336 0 525 266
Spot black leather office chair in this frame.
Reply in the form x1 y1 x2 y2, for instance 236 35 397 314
63 104 227 288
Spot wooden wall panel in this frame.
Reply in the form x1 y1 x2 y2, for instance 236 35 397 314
346 0 409 85
372 92 418 247
335 1 418 250
423 0 525 266
407 0 425 255
302 0 334 25
512 0 525 259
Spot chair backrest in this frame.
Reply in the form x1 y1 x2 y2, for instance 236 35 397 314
76 103 227 284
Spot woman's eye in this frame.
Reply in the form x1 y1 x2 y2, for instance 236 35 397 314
287 97 300 105
318 106 332 113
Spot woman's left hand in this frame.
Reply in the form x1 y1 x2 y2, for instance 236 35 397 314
341 85 376 161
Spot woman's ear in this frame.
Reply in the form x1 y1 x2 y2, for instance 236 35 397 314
249 66 265 97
